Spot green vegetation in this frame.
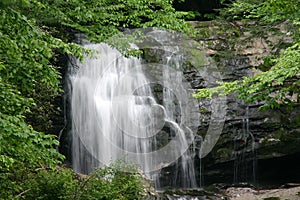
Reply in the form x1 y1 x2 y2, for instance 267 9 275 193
194 0 300 110
1 163 145 200
0 113 64 199
75 162 144 200
2 0 299 198
0 0 193 199
220 0 299 22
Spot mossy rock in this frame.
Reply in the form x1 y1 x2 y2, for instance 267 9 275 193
259 130 300 158
183 41 210 71
287 114 300 129
215 148 232 160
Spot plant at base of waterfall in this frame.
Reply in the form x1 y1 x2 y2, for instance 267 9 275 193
22 168 79 200
11 161 145 200
194 0 300 110
76 161 145 200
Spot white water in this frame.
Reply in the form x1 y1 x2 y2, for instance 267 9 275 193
233 105 257 183
70 36 199 188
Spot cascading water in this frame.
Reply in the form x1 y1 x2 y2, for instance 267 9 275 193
233 105 257 183
152 31 198 188
69 31 200 189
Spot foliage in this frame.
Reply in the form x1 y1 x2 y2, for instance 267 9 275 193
0 113 64 199
0 7 85 131
1 0 192 198
1 0 194 129
195 0 300 110
12 0 194 42
220 0 300 22
10 0 194 56
76 162 144 200
23 168 79 200
0 52 64 199
15 162 144 200
0 161 144 200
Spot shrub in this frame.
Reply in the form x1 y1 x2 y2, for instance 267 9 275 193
76 162 145 200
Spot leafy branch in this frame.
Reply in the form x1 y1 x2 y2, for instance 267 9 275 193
194 42 300 110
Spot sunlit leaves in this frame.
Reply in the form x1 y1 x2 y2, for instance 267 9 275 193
0 78 33 116
195 0 299 110
221 0 300 22
21 0 193 43
77 161 144 200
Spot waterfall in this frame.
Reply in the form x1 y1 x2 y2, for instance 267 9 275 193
69 31 200 189
233 105 257 184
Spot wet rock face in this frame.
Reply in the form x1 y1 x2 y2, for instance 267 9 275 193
183 21 300 185
140 22 299 186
